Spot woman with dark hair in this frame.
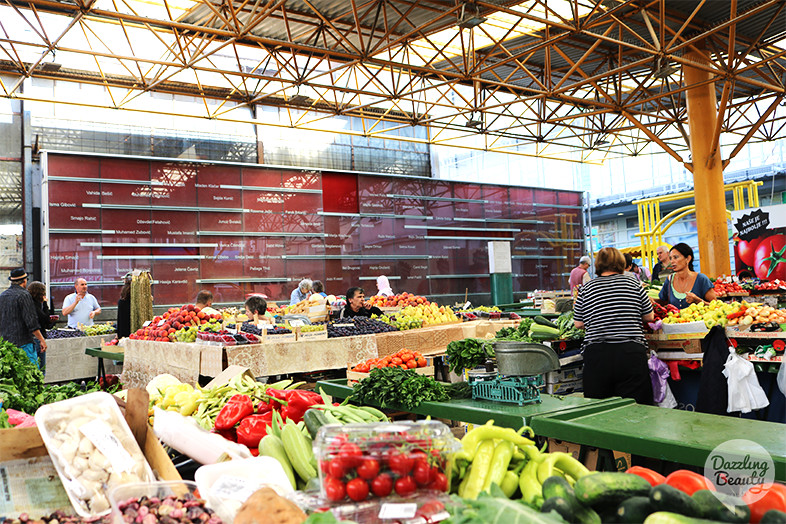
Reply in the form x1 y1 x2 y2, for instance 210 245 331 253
27 281 54 370
573 247 655 405
657 243 716 309
117 274 132 338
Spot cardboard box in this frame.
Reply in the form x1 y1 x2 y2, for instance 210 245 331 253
346 364 435 384
546 364 583 384
545 378 583 395
660 321 708 339
613 450 633 471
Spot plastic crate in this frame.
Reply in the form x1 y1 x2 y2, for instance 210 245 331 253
470 375 544 405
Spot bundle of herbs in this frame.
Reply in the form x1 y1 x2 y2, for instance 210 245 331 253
349 367 449 410
446 338 494 374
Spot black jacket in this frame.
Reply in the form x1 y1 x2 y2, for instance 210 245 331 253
696 325 739 417
117 296 131 338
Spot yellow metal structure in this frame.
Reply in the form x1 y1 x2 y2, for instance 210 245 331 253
634 180 761 272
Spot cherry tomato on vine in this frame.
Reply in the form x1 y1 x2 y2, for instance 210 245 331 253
324 476 346 502
338 442 363 468
413 460 432 486
395 476 417 496
429 472 448 492
371 473 393 497
356 458 380 480
328 459 347 479
346 478 370 502
388 452 414 476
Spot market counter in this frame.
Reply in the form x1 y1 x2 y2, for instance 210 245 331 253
529 401 786 481
315 378 632 428
44 334 120 383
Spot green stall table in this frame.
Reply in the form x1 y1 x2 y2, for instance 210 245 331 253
315 379 632 429
530 402 786 481
85 347 124 384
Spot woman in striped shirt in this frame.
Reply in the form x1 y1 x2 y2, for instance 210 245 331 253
574 247 655 405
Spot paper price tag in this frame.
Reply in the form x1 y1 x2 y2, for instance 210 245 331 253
157 319 166 327
142 321 151 327
333 323 355 328
462 301 471 310
210 475 263 502
79 419 135 473
289 319 305 327
378 503 417 519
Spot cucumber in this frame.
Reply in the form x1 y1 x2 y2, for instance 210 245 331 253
534 315 560 329
691 489 749 523
543 476 574 499
542 497 579 523
303 408 329 439
575 472 652 508
643 511 723 524
542 476 601 524
762 510 786 523
617 496 656 523
649 484 701 518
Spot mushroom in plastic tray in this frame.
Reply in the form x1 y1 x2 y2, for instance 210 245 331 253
35 391 156 518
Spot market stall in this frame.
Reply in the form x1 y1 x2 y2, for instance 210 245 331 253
44 332 120 383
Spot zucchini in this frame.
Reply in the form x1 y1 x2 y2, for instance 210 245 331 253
543 476 574 500
617 496 656 523
541 497 579 523
643 511 722 524
650 484 701 518
762 510 786 523
575 472 651 508
534 315 560 329
303 408 330 439
691 489 749 523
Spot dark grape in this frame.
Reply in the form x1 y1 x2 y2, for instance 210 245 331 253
48 328 87 339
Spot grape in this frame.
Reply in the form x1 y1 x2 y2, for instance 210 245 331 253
326 317 398 338
48 328 87 339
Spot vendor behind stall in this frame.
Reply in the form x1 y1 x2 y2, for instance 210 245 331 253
245 295 275 323
290 279 312 305
340 287 384 318
195 290 220 316
657 243 716 309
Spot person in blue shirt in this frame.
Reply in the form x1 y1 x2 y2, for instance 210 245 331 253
62 278 101 328
657 243 716 309
312 280 327 298
289 278 313 305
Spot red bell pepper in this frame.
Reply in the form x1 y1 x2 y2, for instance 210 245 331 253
664 469 715 495
236 412 274 449
256 399 274 414
214 427 237 443
626 466 666 487
281 389 324 424
266 387 287 410
214 394 254 430
743 483 786 523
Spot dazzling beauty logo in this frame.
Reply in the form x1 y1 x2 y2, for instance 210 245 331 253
704 440 774 499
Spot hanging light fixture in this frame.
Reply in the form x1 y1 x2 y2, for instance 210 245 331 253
458 2 486 29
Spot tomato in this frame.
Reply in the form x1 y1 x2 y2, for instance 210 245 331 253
413 460 432 486
371 473 393 497
754 235 786 280
320 459 332 475
338 442 363 469
737 237 763 267
328 459 347 479
324 476 346 502
395 475 417 496
391 357 403 366
388 451 414 476
401 352 413 362
406 359 417 369
416 500 446 519
428 471 449 492
346 478 370 502
416 357 427 368
356 458 380 480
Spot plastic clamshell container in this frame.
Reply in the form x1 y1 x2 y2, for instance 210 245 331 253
108 480 209 524
34 391 156 518
313 421 459 503
194 456 294 522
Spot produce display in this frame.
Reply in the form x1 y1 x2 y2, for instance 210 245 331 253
313 421 456 503
662 300 786 329
714 276 750 296
368 292 430 308
396 303 461 327
79 322 116 336
115 492 223 524
286 295 327 315
446 338 494 374
495 318 535 342
240 322 292 336
47 328 87 339
326 317 398 337
299 324 327 333
349 367 450 410
129 304 223 341
350 349 428 372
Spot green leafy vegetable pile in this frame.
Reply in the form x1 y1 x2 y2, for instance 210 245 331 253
446 381 473 400
495 318 534 342
0 338 117 414
555 312 584 341
446 338 494 374
445 489 567 524
350 367 450 410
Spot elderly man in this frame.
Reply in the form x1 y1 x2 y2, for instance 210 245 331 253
0 268 47 366
652 245 672 281
569 256 592 295
290 278 313 305
62 278 101 328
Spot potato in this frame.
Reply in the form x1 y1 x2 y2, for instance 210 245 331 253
234 487 306 524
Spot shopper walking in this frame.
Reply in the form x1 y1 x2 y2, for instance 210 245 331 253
657 243 716 309
573 248 655 405
569 256 591 295
27 281 54 370
289 279 313 305
62 278 101 328
0 268 47 367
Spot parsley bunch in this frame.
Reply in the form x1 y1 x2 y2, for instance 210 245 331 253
350 367 449 410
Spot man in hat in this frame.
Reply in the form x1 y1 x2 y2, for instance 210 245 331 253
62 277 101 328
0 268 47 366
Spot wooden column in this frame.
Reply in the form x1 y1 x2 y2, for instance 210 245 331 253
683 47 731 277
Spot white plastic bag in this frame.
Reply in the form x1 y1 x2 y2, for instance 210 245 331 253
657 381 678 409
722 347 769 413
778 361 786 397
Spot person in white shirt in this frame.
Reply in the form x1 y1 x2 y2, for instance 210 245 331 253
62 278 101 328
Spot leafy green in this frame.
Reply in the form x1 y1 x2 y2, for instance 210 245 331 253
0 337 117 414
495 318 535 343
446 381 472 400
0 409 10 429
446 338 494 374
303 512 357 524
445 490 567 524
350 367 450 410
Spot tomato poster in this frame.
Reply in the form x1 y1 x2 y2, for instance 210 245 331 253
731 204 786 280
